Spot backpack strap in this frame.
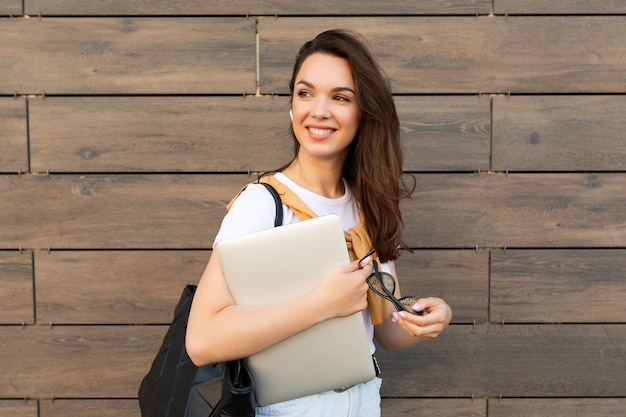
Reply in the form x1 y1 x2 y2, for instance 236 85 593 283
255 181 283 228
228 180 284 228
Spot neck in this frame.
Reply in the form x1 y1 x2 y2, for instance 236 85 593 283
282 157 345 198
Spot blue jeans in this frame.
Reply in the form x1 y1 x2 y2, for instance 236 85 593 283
255 377 382 417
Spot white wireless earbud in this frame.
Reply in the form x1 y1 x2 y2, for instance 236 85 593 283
289 109 293 122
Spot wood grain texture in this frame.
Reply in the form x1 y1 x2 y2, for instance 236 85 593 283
4 324 624 399
40 400 139 417
0 251 33 324
0 18 255 95
0 325 165 398
35 251 208 324
27 96 488 173
377 324 626 398
492 96 626 171
0 173 251 249
489 398 626 417
258 16 626 94
491 250 626 323
381 398 485 417
0 1 21 16
0 401 36 417
25 0 492 16
2 7 625 410
3 173 624 250
0 98 27 173
495 0 626 14
397 96 491 172
28 97 294 173
402 173 626 248
394 250 488 323
33 250 487 325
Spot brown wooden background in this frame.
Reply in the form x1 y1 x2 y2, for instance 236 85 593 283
1 1 625 416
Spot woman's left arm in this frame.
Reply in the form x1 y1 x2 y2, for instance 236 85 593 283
373 261 452 351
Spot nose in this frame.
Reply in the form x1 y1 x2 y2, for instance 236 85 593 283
310 97 331 119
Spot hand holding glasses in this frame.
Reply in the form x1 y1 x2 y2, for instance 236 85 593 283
360 250 424 316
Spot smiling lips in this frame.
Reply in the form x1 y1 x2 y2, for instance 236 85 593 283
307 126 336 138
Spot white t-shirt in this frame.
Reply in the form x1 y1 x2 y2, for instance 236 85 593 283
214 172 377 353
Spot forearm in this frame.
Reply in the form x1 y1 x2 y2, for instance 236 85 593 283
185 248 335 366
186 289 329 365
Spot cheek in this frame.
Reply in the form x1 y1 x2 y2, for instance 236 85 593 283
337 108 360 130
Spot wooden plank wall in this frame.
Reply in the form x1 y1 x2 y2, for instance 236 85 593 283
1 1 625 416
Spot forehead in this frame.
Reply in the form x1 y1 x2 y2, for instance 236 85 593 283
295 53 355 88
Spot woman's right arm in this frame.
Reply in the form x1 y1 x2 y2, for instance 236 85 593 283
185 248 371 366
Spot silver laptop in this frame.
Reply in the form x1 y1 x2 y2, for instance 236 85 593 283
217 214 375 406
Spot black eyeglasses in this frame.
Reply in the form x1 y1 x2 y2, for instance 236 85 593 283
360 250 423 316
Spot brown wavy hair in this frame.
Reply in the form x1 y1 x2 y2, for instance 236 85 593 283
272 29 414 262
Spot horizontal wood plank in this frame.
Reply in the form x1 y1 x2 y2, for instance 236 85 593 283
0 98 27 173
3 173 625 250
0 251 33 324
0 401 37 417
258 16 626 94
381 398 485 417
492 96 626 171
0 174 251 249
27 96 489 173
495 0 626 14
397 96 491 171
40 400 139 417
489 398 626 417
35 251 208 324
402 173 626 248
34 250 485 324
0 18 255 95
0 325 165 398
377 324 626 397
395 250 488 323
26 0 492 16
29 97 294 173
4 324 624 398
491 250 626 323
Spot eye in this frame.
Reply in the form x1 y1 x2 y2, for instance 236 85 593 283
297 90 312 98
333 95 351 102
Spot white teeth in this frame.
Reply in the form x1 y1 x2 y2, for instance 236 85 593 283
309 127 334 135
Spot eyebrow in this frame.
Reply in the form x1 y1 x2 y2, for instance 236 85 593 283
296 80 356 94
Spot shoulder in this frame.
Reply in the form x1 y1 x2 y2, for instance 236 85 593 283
234 182 279 208
214 183 282 245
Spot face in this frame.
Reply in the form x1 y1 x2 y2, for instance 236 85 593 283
291 53 360 164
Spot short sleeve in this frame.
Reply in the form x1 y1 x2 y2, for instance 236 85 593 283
213 183 280 247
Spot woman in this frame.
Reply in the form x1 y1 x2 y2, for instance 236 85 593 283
186 29 452 416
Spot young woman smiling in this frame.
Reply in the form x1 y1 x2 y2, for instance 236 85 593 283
186 29 452 417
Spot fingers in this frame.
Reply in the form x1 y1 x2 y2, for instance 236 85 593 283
391 311 443 339
391 297 452 339
318 259 371 318
343 257 373 274
358 254 373 269
393 316 443 339
336 259 372 283
415 297 452 323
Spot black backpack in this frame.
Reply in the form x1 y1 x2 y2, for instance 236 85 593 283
138 182 283 417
